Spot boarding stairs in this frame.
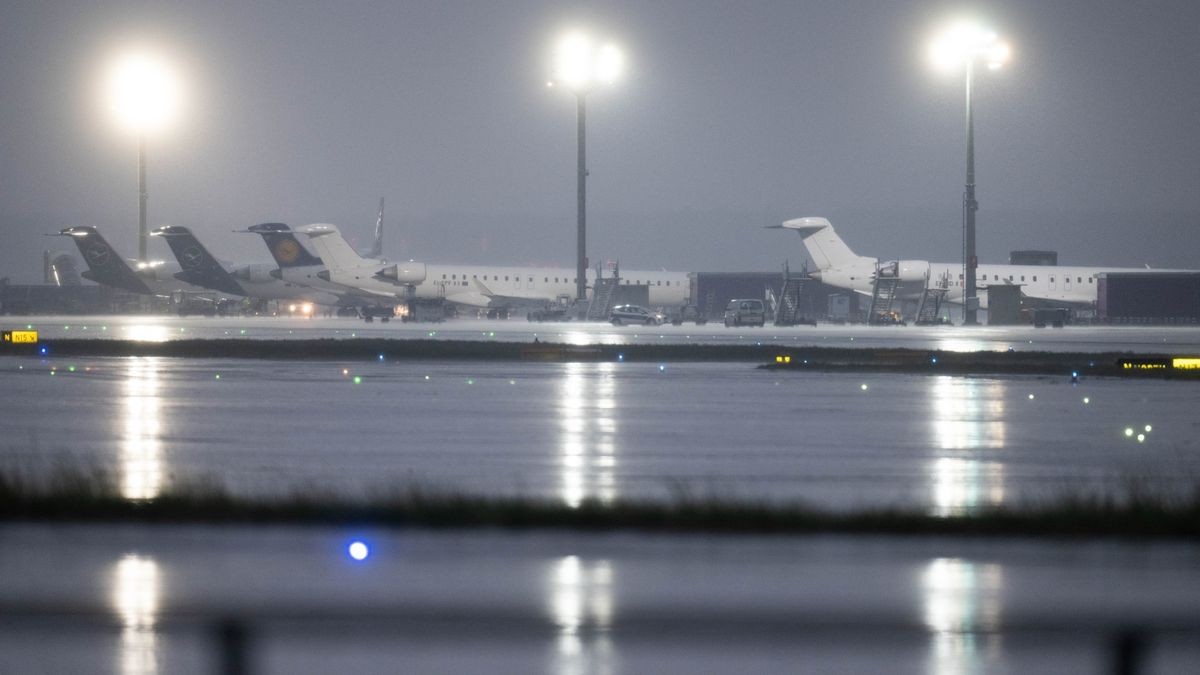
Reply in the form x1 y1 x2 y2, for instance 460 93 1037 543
868 261 902 325
915 271 951 325
774 262 812 326
586 269 621 321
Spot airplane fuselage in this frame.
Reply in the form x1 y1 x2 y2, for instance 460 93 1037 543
321 262 691 309
816 259 1188 308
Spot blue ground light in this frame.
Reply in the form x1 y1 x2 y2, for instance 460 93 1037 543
347 540 370 562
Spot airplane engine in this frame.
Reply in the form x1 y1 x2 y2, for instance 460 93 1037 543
885 260 931 284
374 262 426 285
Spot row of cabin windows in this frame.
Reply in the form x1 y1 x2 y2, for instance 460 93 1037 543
957 273 1094 284
438 273 678 287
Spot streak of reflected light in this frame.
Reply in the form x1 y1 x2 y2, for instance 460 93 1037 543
123 323 170 343
558 363 618 507
922 557 1004 675
928 376 1007 516
547 555 616 675
121 357 163 500
113 554 162 675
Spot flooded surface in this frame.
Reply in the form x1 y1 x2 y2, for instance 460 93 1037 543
2 356 1197 511
0 524 1197 674
15 314 1200 353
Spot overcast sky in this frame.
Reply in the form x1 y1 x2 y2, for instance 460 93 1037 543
2 0 1198 281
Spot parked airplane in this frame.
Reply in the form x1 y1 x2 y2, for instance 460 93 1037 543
240 222 399 321
295 223 691 312
775 217 1193 308
151 225 342 308
54 226 215 296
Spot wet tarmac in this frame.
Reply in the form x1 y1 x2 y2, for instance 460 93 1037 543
2 356 1197 512
13 314 1200 353
5 316 1199 673
0 524 1197 674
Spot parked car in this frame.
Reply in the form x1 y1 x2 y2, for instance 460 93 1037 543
723 299 766 327
610 304 664 326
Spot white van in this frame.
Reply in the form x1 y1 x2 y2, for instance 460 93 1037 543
724 299 766 327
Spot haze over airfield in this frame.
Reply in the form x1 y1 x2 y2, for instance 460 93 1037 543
1 0 1197 282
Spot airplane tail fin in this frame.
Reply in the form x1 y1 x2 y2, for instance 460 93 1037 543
245 223 324 267
297 224 368 273
768 217 870 270
367 197 384 259
53 226 152 294
152 226 245 295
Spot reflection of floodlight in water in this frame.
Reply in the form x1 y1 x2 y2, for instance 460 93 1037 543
104 51 183 262
927 20 1011 327
548 31 624 304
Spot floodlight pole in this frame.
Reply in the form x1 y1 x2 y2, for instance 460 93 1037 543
138 134 148 262
575 92 588 303
962 60 979 326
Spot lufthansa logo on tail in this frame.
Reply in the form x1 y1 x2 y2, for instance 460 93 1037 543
274 239 300 264
181 247 204 269
84 246 111 267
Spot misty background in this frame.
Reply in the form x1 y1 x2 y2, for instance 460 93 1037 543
1 0 1198 281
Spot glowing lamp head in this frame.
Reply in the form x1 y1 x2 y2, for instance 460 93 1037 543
551 31 623 92
929 21 1010 73
106 52 182 135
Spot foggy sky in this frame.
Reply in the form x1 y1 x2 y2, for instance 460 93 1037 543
2 0 1198 282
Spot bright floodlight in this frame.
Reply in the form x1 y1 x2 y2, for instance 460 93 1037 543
550 32 622 92
929 21 1011 72
106 52 181 135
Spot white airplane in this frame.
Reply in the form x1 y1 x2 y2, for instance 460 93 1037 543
55 226 218 296
241 222 400 321
295 223 691 312
775 217 1195 308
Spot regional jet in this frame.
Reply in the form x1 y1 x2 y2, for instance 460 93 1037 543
54 226 216 296
295 223 691 312
240 222 399 321
151 225 342 307
775 217 1195 308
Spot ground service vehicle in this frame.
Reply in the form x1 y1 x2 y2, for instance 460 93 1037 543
724 299 766 327
610 304 664 326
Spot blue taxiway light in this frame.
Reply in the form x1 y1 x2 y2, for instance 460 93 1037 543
348 540 370 561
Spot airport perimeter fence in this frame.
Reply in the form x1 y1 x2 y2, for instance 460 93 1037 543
0 603 1196 674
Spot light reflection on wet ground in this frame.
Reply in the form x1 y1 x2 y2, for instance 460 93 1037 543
19 314 1200 353
0 525 1197 673
2 356 1198 512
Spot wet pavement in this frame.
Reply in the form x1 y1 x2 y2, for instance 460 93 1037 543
0 524 1197 674
2 356 1197 512
13 314 1200 353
